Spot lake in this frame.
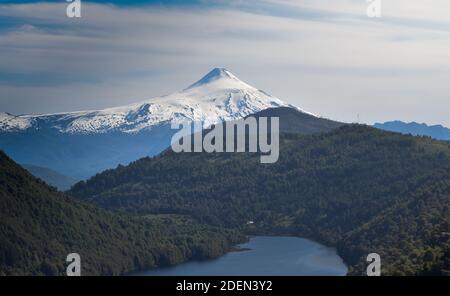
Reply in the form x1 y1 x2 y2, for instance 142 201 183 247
135 236 348 276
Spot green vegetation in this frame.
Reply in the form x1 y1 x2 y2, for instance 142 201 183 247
0 151 244 275
70 125 450 276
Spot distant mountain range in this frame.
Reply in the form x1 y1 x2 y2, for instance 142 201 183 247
0 68 299 180
22 164 77 191
374 121 450 141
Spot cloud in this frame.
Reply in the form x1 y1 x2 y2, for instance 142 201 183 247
0 1 450 126
254 0 450 22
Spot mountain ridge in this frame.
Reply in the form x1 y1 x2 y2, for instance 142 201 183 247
0 68 295 134
375 120 450 141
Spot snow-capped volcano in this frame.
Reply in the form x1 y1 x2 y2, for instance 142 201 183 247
1 68 296 134
0 68 309 180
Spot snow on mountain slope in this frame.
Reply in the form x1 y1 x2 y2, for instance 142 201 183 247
0 68 303 134
0 112 32 131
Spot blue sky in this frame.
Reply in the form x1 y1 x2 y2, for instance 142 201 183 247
0 0 202 4
1 0 450 126
0 0 215 8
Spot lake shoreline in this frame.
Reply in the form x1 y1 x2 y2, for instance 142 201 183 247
131 236 348 276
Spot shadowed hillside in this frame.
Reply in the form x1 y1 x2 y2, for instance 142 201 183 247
0 151 243 275
249 107 344 134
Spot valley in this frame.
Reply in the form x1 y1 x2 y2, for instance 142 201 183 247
0 151 244 275
2 0 450 282
1 69 449 277
69 115 450 276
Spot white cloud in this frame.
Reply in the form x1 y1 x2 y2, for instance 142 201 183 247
258 0 450 22
0 1 450 126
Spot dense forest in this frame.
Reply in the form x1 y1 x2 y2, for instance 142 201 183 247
70 124 450 276
0 151 244 275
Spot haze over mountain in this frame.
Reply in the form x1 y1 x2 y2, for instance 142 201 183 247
0 68 297 179
375 121 450 141
22 164 77 191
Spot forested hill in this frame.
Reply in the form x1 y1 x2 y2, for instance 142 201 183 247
69 125 450 275
245 107 344 134
0 151 243 275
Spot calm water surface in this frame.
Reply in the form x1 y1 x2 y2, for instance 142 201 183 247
135 236 348 276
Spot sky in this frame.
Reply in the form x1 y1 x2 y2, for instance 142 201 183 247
1 0 450 126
